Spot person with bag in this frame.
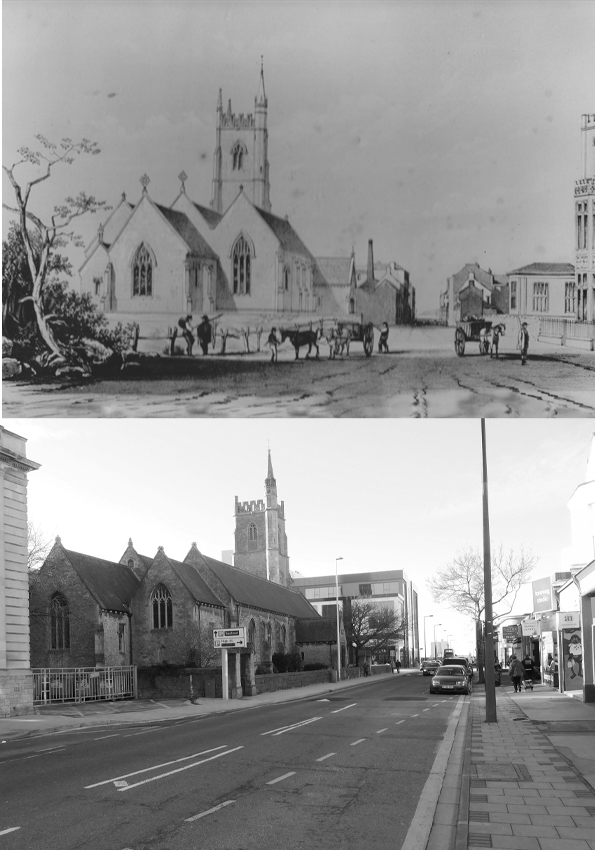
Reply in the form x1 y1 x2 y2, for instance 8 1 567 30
508 655 524 693
522 654 536 690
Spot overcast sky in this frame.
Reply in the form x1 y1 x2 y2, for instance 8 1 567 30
10 418 595 657
3 0 594 313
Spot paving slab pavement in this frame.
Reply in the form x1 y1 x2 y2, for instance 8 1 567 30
455 684 595 850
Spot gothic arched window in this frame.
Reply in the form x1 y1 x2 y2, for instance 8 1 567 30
248 522 258 551
265 622 272 646
284 267 290 292
132 244 154 297
127 558 134 568
50 593 70 650
151 584 173 629
232 142 246 171
248 619 256 646
232 236 251 295
280 624 286 648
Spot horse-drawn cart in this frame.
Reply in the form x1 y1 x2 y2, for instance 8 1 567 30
454 318 492 357
321 317 375 358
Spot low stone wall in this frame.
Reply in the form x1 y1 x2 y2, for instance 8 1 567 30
255 669 331 693
371 664 392 676
0 670 34 717
137 666 223 700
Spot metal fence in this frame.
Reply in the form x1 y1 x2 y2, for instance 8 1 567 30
32 666 136 705
539 318 595 340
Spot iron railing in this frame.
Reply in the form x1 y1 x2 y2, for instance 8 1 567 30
32 666 136 705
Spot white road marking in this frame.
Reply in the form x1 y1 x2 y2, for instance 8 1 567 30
37 745 65 753
85 745 228 788
423 708 430 712
185 800 235 822
261 716 322 736
122 727 162 737
316 698 330 702
330 703 357 713
149 700 170 709
0 828 20 836
119 746 244 791
350 739 366 746
395 720 406 725
411 714 419 718
376 728 388 733
316 753 336 761
266 772 296 785
433 703 440 706
94 734 120 741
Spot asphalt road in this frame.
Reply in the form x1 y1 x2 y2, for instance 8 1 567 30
3 328 593 417
0 674 460 850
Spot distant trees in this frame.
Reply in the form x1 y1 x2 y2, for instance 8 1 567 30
343 596 407 664
427 546 536 679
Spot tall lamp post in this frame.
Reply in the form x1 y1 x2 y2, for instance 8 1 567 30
433 623 442 659
335 557 343 679
423 615 433 660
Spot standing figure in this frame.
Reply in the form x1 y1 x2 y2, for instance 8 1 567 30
363 660 369 677
395 658 401 674
518 322 529 365
508 655 524 693
178 314 194 356
267 327 279 363
196 315 212 355
522 654 535 690
378 322 389 353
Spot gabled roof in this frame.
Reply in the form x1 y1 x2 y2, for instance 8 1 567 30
189 551 318 618
166 556 226 609
155 205 218 259
451 263 494 292
191 201 223 229
313 257 354 287
508 262 575 276
254 207 313 258
295 617 337 643
64 548 139 612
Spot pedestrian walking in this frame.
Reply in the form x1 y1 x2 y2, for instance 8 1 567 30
518 322 529 365
522 654 536 691
196 315 212 355
363 661 369 677
494 660 502 687
267 327 278 363
395 658 401 674
177 314 195 356
377 322 389 353
508 655 524 693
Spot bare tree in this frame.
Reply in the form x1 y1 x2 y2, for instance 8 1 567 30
427 545 537 680
27 521 53 573
3 134 109 360
343 596 407 664
167 622 221 668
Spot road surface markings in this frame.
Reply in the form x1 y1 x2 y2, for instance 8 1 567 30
266 772 296 785
395 720 406 725
376 728 388 734
411 714 419 718
36 745 65 753
185 800 235 822
330 703 357 713
316 753 336 762
350 739 366 746
118 747 244 791
94 734 120 741
85 745 228 788
433 703 440 707
122 727 162 737
261 716 322 736
423 708 430 712
0 828 20 836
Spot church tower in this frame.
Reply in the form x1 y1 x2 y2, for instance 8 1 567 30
210 59 271 215
233 450 290 586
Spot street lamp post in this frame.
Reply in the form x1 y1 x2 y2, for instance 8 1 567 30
335 557 343 679
433 623 442 659
423 615 433 661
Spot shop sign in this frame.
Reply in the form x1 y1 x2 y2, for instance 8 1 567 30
540 612 557 632
521 619 541 637
532 577 555 613
556 612 580 630
502 625 520 642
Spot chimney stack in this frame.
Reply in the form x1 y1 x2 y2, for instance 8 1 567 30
367 239 375 285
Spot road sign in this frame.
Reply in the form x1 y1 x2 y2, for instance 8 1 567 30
213 627 246 648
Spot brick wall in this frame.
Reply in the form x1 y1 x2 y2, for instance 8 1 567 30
255 669 331 693
0 671 34 717
137 666 223 699
297 642 332 668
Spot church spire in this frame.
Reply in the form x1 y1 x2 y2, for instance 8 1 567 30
266 448 275 485
256 55 267 106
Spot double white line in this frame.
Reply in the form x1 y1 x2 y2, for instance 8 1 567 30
260 716 323 737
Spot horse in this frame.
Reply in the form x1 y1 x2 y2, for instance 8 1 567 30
279 325 320 360
324 326 352 359
488 322 506 358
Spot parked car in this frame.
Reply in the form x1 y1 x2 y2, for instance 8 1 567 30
420 659 441 676
444 656 473 682
429 664 472 695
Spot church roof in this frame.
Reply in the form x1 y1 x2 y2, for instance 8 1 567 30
313 257 353 287
166 556 226 609
63 548 140 612
254 208 313 258
191 201 223 229
295 617 337 643
155 205 218 258
193 552 318 618
507 262 575 276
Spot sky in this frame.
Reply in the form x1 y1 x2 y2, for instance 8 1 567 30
3 0 595 314
9 417 595 657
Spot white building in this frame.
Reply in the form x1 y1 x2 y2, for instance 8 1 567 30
575 114 595 322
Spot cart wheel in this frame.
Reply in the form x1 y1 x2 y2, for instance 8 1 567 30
454 328 465 356
363 324 374 357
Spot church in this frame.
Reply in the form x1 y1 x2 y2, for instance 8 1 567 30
78 63 359 328
29 453 344 696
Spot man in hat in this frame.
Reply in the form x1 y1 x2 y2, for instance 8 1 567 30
267 327 279 363
518 322 529 365
177 314 194 356
196 315 212 355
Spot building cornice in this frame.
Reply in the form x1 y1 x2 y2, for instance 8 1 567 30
0 449 41 474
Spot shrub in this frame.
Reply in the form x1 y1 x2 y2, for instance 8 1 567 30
302 662 329 671
255 665 270 675
42 281 132 354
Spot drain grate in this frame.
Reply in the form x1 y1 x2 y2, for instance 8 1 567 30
574 790 594 798
470 794 488 803
469 811 490 823
468 833 492 847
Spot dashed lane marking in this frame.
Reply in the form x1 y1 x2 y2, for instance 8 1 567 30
350 739 366 746
94 734 120 741
122 727 163 737
85 745 228 788
316 753 336 761
395 720 406 725
423 709 430 712
184 800 235 822
36 746 65 753
411 714 419 718
330 703 357 713
266 772 296 785
0 828 20 836
376 728 388 733
118 747 244 792
261 717 322 736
